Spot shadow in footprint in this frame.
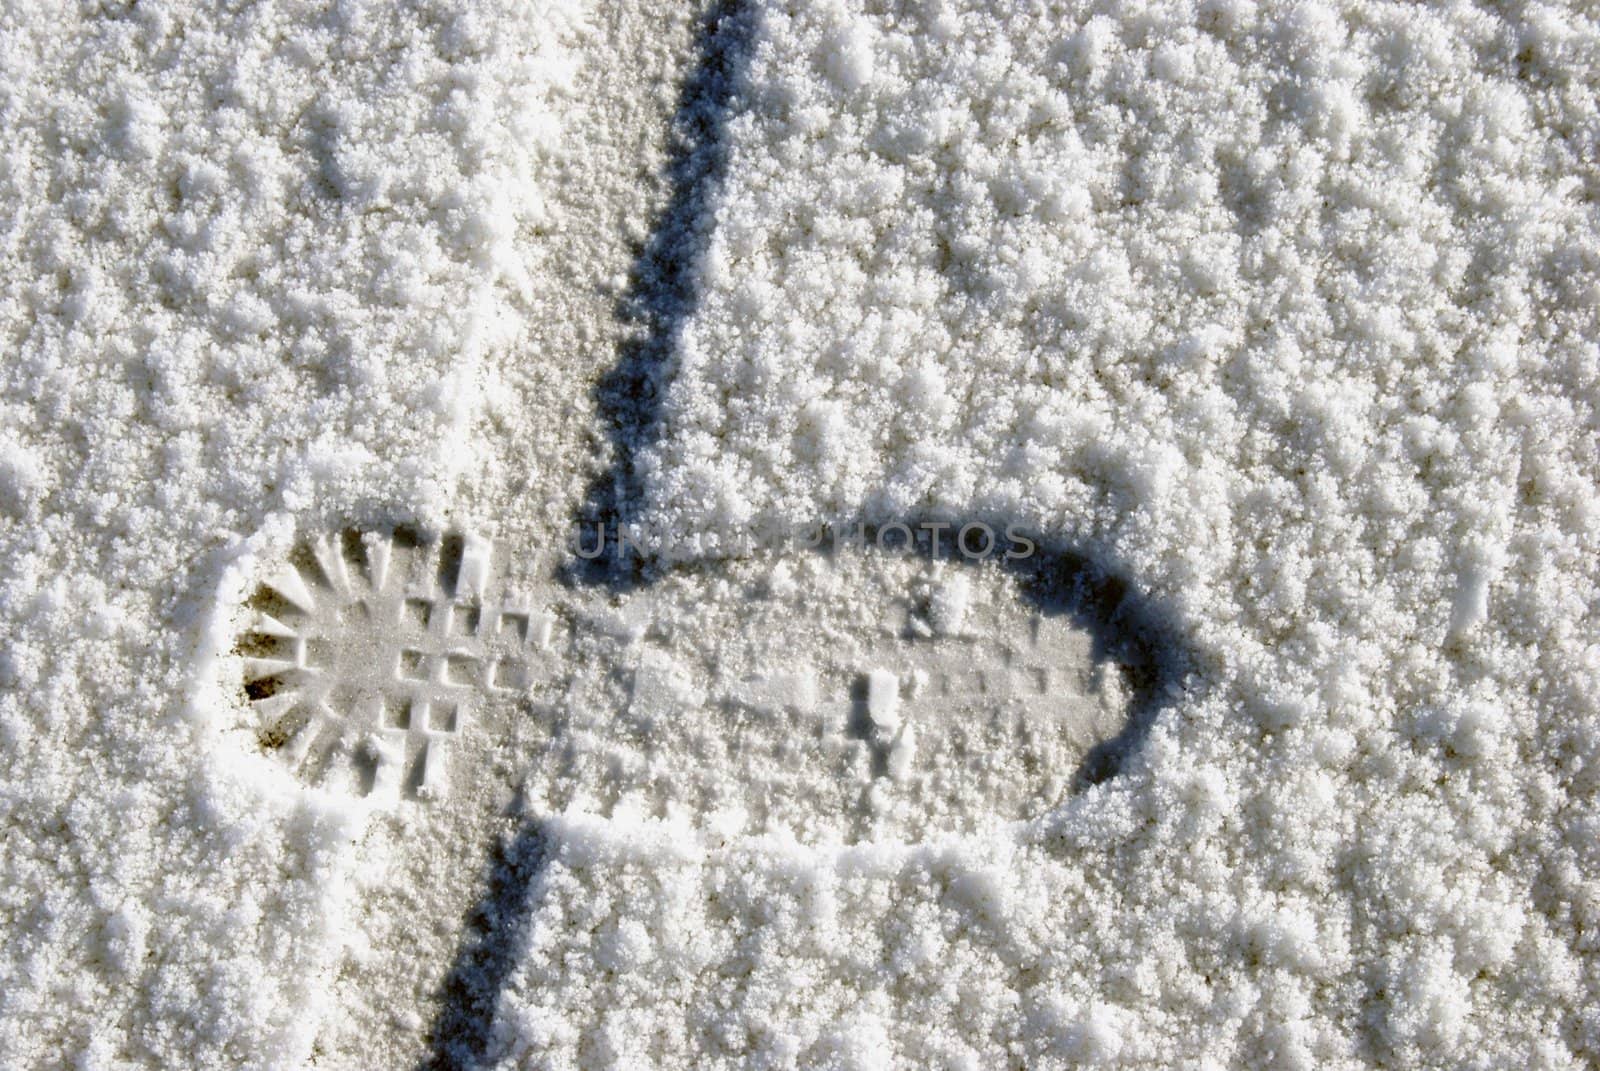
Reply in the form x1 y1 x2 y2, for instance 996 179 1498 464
986 530 1187 789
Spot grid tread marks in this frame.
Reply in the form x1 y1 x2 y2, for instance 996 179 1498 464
236 530 554 803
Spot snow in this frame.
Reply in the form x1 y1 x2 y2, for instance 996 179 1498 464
3 0 1599 1067
0 0 583 1064
865 667 900 731
563 0 1595 1066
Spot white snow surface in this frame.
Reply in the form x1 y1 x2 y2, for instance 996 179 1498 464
0 0 582 1064
4 0 1600 1068
515 0 1600 1067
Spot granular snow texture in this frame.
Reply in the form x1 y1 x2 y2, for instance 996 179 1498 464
5 0 1600 1067
0 0 581 1064
488 1 1600 1067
